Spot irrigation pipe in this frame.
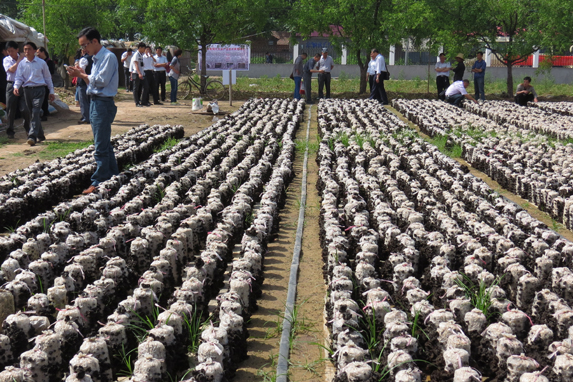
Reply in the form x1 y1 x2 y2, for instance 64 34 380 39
276 104 312 382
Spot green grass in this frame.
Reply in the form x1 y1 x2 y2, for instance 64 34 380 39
153 137 180 153
455 273 504 320
37 141 94 161
0 136 10 148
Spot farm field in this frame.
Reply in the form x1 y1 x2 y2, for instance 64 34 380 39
1 97 573 382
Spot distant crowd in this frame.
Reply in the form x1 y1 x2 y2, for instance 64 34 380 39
290 49 540 108
120 43 183 106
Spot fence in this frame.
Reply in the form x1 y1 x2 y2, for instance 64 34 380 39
251 51 292 64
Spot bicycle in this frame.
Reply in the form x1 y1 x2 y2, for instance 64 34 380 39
178 67 226 100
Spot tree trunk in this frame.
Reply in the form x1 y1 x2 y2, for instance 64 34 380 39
200 36 208 94
506 63 513 97
356 50 367 94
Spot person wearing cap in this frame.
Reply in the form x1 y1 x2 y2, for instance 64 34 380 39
445 79 478 107
452 53 465 82
317 48 334 99
471 51 486 101
435 53 450 100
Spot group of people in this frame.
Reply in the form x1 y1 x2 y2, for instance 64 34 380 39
121 44 183 106
3 27 120 195
3 40 56 145
291 48 340 104
438 51 538 107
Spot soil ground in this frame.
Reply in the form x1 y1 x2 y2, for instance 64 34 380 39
0 90 243 176
233 105 329 382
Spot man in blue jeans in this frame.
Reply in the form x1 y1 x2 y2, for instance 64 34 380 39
292 52 307 100
67 27 119 195
472 51 486 101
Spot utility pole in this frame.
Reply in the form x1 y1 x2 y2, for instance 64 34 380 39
42 0 47 47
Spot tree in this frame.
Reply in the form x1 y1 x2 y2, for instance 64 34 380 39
424 0 573 95
20 0 116 59
118 0 279 93
292 0 401 94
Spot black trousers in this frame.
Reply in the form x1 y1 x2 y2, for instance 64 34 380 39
22 86 46 140
124 67 132 91
133 73 149 105
145 70 157 103
515 93 534 106
41 85 50 119
318 72 331 98
370 76 388 105
436 76 450 100
368 74 374 94
154 71 166 102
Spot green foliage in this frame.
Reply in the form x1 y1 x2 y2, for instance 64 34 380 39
20 0 117 59
455 273 504 319
182 308 209 354
114 343 137 377
154 137 179 153
38 141 94 161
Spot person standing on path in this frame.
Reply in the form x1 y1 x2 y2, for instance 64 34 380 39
132 42 149 107
153 47 168 102
369 48 388 105
67 27 119 195
77 48 93 124
143 46 160 105
452 53 465 82
3 40 29 139
302 53 320 104
168 49 182 105
121 48 133 92
317 48 334 99
471 51 486 101
13 41 55 146
435 52 451 100
36 47 55 121
292 52 307 100
367 53 376 94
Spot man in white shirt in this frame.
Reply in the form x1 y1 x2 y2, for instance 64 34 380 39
435 53 451 100
369 48 388 105
121 48 133 92
444 79 478 107
143 46 160 105
153 47 169 103
3 41 28 139
366 55 376 94
131 42 149 107
317 48 334 99
13 41 55 146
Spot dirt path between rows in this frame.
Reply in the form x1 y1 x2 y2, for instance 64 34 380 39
386 105 573 242
0 94 244 177
233 105 328 382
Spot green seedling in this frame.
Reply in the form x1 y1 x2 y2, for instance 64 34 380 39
127 301 161 343
455 273 504 320
410 309 429 340
114 343 137 377
182 307 210 354
154 137 179 153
